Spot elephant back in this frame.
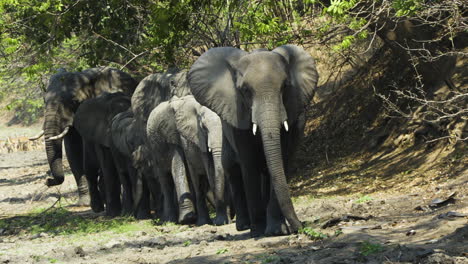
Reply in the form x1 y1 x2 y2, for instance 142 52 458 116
131 70 191 125
46 67 137 110
74 92 131 147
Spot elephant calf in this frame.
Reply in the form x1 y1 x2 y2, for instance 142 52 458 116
73 92 133 217
110 110 153 219
170 95 231 226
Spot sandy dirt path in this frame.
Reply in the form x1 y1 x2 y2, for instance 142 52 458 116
0 150 467 264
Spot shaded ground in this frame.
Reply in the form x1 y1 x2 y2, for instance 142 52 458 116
0 147 466 264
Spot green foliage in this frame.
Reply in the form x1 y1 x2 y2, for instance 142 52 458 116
359 241 384 256
324 0 357 16
0 207 146 236
393 0 421 17
257 254 281 263
299 226 327 240
216 248 228 254
354 195 373 204
183 240 192 247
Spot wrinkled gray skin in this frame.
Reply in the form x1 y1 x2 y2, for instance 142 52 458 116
131 70 193 222
110 110 151 219
73 92 132 216
188 45 319 236
147 100 196 224
170 95 229 226
43 67 137 207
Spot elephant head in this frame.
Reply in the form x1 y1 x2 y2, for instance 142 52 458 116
188 45 318 232
44 67 137 186
111 110 144 157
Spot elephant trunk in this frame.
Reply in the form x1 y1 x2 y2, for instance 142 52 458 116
257 103 302 233
211 150 225 208
44 106 65 186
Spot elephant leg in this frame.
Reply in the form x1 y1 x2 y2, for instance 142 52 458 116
143 167 163 219
227 164 250 231
265 181 289 236
132 168 151 219
171 148 196 225
186 165 211 226
83 142 104 213
237 147 266 237
154 163 178 223
203 154 228 226
112 152 133 216
95 146 121 217
64 128 89 206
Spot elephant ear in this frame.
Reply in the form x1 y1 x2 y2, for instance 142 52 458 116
272 45 319 123
148 101 180 146
188 47 250 129
171 96 208 152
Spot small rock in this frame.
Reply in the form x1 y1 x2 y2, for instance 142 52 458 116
104 240 121 249
406 230 416 236
30 233 41 239
145 237 167 247
215 234 226 241
74 246 86 257
141 247 152 253
207 227 217 233
437 211 466 219
199 240 209 246
137 231 147 236
310 246 321 251
426 239 438 244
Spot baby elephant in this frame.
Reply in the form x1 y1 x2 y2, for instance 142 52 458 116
147 95 229 226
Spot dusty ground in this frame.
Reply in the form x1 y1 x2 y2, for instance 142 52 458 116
0 146 466 264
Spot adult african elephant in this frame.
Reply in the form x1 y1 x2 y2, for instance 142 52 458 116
188 45 319 236
42 67 137 207
73 92 132 216
170 95 230 225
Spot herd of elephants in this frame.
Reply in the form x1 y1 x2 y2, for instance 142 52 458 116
30 45 319 237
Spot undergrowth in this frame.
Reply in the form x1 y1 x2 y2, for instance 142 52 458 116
0 207 149 236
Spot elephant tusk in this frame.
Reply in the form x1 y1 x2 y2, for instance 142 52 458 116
29 130 44 141
47 126 70 141
283 121 289 132
252 123 257 135
208 147 212 152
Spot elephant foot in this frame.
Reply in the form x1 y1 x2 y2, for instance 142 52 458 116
90 198 104 213
135 210 152 220
161 211 178 224
179 211 196 225
196 217 212 226
122 202 135 217
76 195 90 207
45 177 64 187
235 216 251 231
106 207 122 217
249 224 266 238
213 214 230 226
265 221 290 236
